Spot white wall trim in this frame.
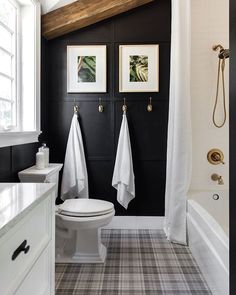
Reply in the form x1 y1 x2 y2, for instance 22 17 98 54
0 0 41 148
103 216 164 229
34 0 41 134
0 131 41 148
39 0 77 14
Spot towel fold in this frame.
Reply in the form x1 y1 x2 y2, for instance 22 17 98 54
61 114 88 201
112 113 135 209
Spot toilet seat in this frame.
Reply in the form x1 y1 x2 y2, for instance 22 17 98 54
57 199 114 217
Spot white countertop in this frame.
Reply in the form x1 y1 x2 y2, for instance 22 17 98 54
0 183 56 238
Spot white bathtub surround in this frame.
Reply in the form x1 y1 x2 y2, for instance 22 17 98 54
112 113 135 209
164 0 192 245
61 113 88 200
0 183 56 295
187 196 229 295
189 1 229 291
188 190 229 236
190 0 229 191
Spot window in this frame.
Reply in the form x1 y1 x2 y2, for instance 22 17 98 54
0 0 41 147
0 0 18 131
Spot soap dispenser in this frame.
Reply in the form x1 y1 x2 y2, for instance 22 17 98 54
42 143 49 168
36 150 45 170
41 143 50 168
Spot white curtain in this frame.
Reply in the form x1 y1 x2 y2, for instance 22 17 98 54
164 0 192 245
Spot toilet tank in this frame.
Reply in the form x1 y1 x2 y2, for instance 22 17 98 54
18 164 63 199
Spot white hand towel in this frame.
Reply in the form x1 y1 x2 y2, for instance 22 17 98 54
61 114 88 200
112 113 135 209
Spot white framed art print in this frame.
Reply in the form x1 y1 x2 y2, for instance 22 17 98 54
67 45 107 93
119 44 159 92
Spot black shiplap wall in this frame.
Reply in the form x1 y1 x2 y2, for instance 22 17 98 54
42 0 171 216
0 143 39 182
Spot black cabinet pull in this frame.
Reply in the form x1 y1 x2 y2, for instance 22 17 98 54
12 240 30 261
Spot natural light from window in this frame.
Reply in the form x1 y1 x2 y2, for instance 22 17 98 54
0 0 40 148
0 0 17 131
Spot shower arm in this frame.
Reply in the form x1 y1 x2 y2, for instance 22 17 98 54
212 44 229 59
212 44 224 52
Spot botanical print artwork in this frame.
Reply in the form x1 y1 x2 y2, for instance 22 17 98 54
129 55 148 82
119 45 158 92
77 56 96 82
68 45 106 92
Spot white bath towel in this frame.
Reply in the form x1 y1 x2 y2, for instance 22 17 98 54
61 114 88 200
112 113 135 209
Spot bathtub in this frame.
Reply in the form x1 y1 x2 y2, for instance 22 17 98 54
187 190 229 295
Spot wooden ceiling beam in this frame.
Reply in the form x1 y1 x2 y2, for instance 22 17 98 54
42 0 154 40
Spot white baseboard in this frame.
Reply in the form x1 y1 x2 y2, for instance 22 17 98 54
103 216 164 229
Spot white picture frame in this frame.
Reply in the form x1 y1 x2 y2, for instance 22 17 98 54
67 45 107 93
119 44 159 92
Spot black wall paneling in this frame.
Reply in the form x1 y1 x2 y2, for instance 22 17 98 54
0 143 39 182
0 147 12 182
42 0 171 215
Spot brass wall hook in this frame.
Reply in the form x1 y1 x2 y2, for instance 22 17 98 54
122 97 127 113
98 98 104 113
73 98 79 114
147 97 153 112
74 105 79 114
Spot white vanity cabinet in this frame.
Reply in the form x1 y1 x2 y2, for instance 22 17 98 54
0 183 56 295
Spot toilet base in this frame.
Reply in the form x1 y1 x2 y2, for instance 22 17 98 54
55 209 115 264
56 227 107 264
56 244 107 264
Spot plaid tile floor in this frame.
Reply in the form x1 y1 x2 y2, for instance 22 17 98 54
55 229 212 295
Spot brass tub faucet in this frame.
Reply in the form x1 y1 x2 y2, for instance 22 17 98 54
211 173 224 185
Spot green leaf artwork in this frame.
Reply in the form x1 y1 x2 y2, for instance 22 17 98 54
77 56 96 82
129 55 148 82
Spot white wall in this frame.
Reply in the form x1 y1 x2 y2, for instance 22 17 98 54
39 0 76 14
190 0 229 190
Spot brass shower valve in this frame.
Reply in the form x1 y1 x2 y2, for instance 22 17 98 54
207 149 225 165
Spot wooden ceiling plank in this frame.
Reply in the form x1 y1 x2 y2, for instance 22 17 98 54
42 0 154 39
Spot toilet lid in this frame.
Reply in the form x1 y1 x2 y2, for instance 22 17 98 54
57 199 114 217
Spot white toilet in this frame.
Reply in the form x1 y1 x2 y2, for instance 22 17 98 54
18 164 115 263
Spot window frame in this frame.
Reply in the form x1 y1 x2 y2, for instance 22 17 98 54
0 0 41 148
0 0 18 131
